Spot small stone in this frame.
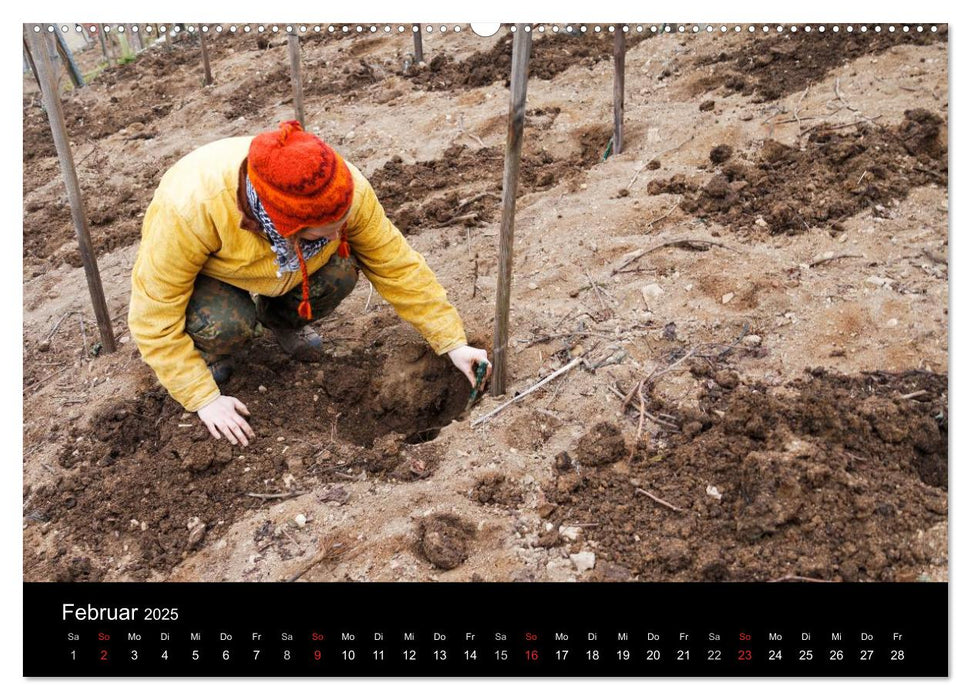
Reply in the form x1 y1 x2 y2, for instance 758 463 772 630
285 455 305 471
559 526 582 542
294 514 308 528
528 282 538 290
706 484 723 501
754 216 768 228
887 318 899 328
38 339 51 352
742 334 762 348
258 385 267 393
186 519 206 549
641 283 664 303
812 251 835 265
721 292 735 304
277 436 286 442
570 551 596 573
865 276 893 287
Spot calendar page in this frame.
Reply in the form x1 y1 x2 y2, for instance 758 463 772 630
22 17 949 678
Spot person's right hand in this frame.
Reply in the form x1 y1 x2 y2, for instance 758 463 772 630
197 395 255 446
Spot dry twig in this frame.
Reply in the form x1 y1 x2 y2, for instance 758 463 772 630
646 199 681 228
45 311 73 342
364 280 374 313
792 85 810 129
899 390 928 401
246 490 309 500
472 356 583 427
809 253 864 268
635 487 683 512
613 238 739 275
441 212 479 227
583 269 610 312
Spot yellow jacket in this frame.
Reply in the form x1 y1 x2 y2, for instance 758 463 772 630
129 137 467 412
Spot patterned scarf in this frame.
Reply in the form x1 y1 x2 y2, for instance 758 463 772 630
245 175 328 278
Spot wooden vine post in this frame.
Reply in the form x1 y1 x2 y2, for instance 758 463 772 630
413 24 423 63
25 27 116 355
53 30 84 88
97 23 109 62
199 27 213 85
287 29 305 126
613 26 625 154
22 35 40 88
491 24 532 396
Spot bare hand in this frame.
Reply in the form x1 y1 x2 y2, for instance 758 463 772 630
447 345 492 387
197 395 255 446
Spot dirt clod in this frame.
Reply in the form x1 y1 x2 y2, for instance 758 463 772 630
576 422 626 468
418 513 475 569
709 144 733 164
472 472 524 507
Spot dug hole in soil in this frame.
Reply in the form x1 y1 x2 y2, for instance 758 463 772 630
23 24 948 583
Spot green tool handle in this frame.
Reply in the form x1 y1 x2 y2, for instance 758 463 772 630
468 361 489 404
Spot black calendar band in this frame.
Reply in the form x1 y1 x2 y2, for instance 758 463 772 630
24 582 947 677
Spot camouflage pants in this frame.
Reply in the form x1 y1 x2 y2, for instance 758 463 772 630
185 254 359 362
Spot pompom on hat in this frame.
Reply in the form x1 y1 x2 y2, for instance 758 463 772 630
247 120 354 236
248 121 354 321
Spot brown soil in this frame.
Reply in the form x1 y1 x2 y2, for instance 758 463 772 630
24 335 468 580
369 127 611 234
546 368 947 582
408 30 651 91
646 111 947 234
695 25 948 101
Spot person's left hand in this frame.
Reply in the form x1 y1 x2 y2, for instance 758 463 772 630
448 345 492 387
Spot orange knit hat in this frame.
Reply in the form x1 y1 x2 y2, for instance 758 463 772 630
248 121 354 321
247 120 354 236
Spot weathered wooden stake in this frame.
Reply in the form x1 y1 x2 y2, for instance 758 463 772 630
287 30 305 126
491 25 532 396
413 25 423 63
199 28 213 85
54 30 84 87
101 24 115 63
96 24 108 61
26 28 116 355
613 27 626 154
22 36 40 89
132 25 143 52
